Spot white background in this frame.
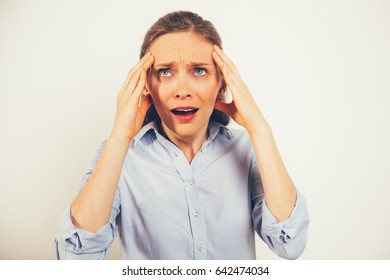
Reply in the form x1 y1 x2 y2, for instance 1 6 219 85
1 0 389 259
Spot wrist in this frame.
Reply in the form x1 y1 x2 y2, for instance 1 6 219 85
108 131 133 147
247 120 273 139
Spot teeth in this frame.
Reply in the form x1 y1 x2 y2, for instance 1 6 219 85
172 108 198 115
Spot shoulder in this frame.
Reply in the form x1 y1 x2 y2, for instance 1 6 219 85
225 124 248 139
213 122 253 153
211 124 257 170
219 123 251 144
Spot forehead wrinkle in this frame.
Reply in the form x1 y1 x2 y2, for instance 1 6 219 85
154 51 213 68
151 33 214 67
165 49 194 66
155 60 212 68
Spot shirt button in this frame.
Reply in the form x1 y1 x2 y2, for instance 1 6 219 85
193 210 198 217
197 244 203 251
189 179 194 186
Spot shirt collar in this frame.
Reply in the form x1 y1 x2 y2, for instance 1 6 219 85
132 122 158 147
208 120 233 141
132 121 233 147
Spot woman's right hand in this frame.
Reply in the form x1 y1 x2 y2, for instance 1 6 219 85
69 53 155 232
111 52 155 142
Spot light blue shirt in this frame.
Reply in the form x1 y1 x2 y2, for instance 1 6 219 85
55 121 309 260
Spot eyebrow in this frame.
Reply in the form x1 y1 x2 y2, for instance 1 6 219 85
154 62 212 68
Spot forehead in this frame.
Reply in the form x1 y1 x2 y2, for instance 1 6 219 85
149 32 213 64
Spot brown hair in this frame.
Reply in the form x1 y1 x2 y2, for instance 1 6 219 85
140 10 229 126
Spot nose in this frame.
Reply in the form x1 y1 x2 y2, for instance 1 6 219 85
174 76 191 99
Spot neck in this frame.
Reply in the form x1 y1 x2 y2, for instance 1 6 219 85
159 122 208 163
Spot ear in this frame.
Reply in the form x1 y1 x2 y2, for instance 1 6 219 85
142 82 151 96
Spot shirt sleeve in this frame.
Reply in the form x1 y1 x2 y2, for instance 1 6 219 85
250 154 310 260
257 190 309 259
55 140 121 260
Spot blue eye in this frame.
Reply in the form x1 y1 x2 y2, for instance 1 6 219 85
195 68 207 76
158 69 171 77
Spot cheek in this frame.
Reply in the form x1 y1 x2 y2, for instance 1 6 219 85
197 79 220 100
150 80 170 101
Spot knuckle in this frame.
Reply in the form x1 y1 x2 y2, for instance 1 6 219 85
228 60 235 68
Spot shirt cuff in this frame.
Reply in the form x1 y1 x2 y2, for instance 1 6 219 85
56 206 114 255
261 189 310 244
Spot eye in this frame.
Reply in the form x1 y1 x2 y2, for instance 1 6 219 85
194 68 207 76
158 68 172 77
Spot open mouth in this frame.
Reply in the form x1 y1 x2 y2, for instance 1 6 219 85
171 108 199 115
170 107 199 122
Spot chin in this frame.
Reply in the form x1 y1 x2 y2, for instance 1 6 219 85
171 122 200 136
162 117 210 139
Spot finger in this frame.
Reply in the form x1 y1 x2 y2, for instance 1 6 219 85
212 50 236 83
213 45 235 68
126 55 154 95
120 54 154 99
128 52 151 80
130 67 148 103
119 67 142 99
213 46 242 79
212 51 239 93
212 48 244 99
142 54 155 71
212 50 225 71
120 52 152 92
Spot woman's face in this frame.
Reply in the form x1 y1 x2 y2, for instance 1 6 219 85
147 32 224 140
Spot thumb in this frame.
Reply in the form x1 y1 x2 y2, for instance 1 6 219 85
138 94 153 117
214 100 234 116
135 94 153 133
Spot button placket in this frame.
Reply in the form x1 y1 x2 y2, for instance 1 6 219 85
164 137 207 259
157 132 207 258
182 176 207 259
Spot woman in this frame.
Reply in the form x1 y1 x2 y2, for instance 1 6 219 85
56 11 309 260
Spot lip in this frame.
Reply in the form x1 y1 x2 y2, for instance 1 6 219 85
170 106 199 123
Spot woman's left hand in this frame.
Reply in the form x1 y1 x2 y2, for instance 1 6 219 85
212 45 268 133
213 46 298 222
